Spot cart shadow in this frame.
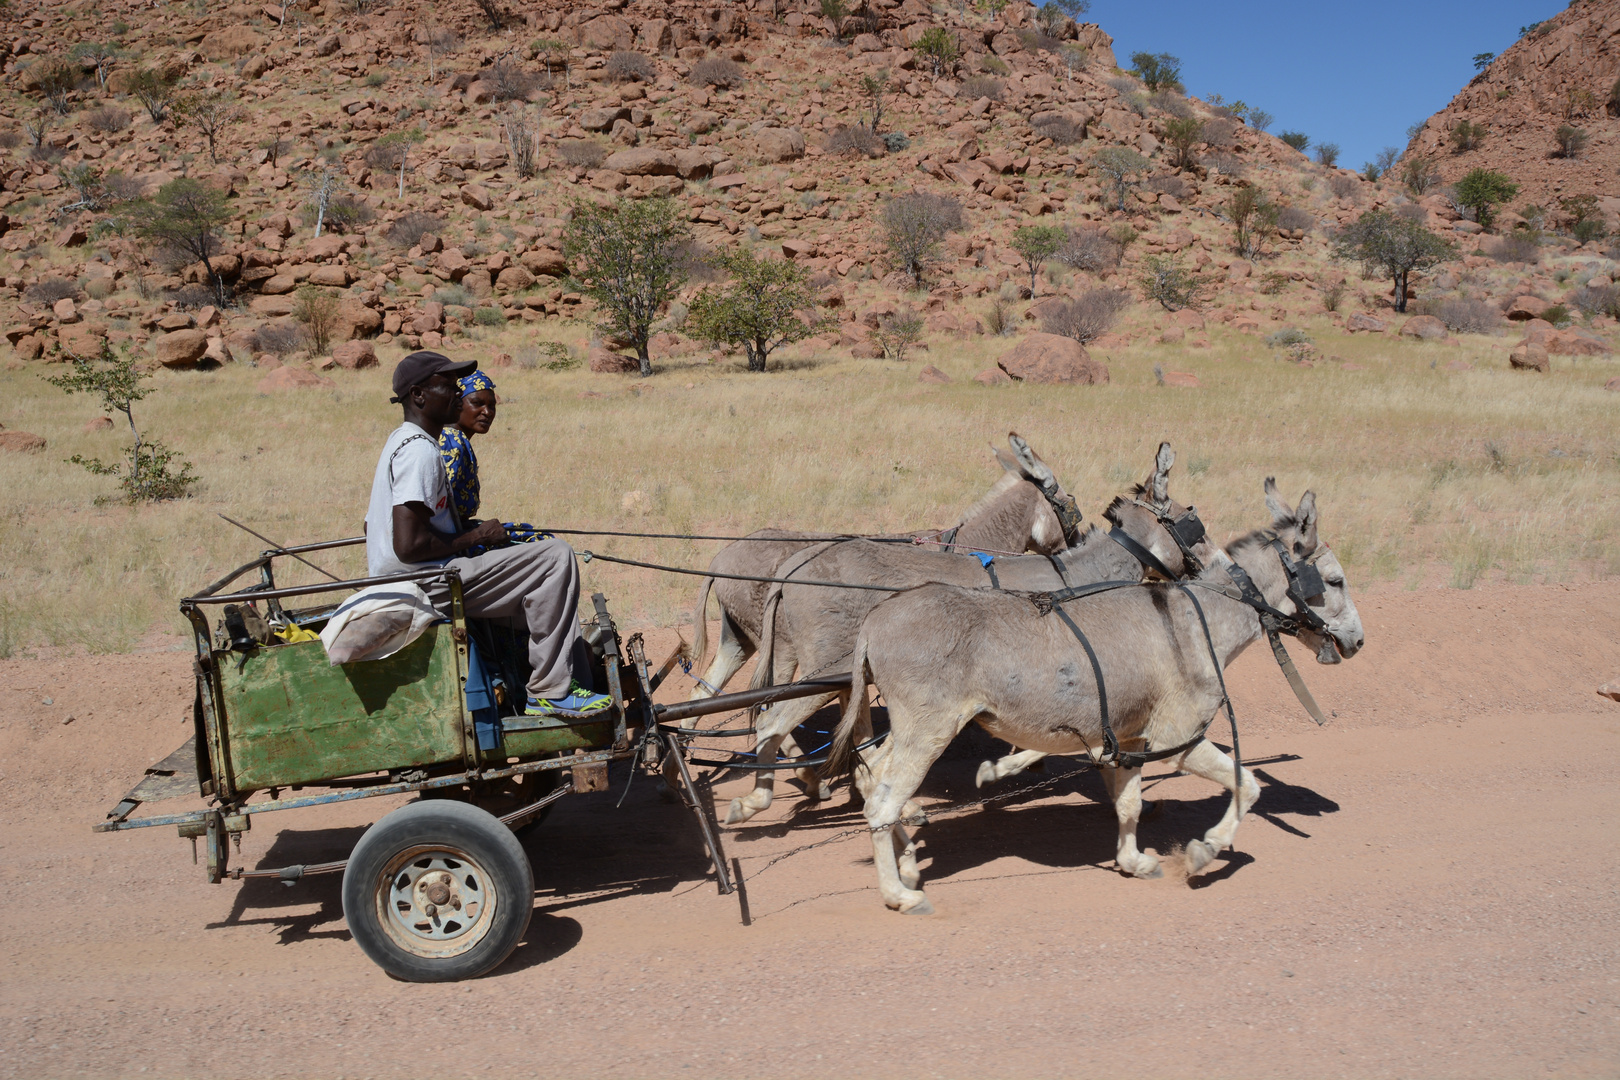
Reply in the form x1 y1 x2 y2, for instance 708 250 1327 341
208 825 366 944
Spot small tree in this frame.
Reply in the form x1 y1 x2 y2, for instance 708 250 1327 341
1246 108 1273 133
33 59 77 116
364 131 423 198
1472 51 1496 71
174 91 243 166
301 165 348 237
1555 124 1589 158
72 41 123 90
1040 288 1129 343
880 191 963 287
1278 130 1309 152
688 248 828 372
1314 142 1340 167
1453 168 1519 229
1090 145 1149 210
534 39 570 90
423 19 460 82
1374 146 1400 175
1035 2 1068 37
44 342 197 504
503 109 538 178
1010 224 1065 294
1138 254 1206 311
1402 155 1440 195
820 0 849 42
1162 115 1202 169
1054 0 1091 17
475 0 504 31
1333 209 1455 313
562 196 692 377
128 67 178 122
135 177 231 305
1128 51 1181 92
1229 184 1278 258
293 286 341 354
873 313 925 361
913 27 959 79
1450 119 1486 152
860 70 890 132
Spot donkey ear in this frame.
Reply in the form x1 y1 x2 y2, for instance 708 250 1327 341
1296 490 1319 550
992 444 1020 473
1007 433 1055 485
1264 477 1291 523
1149 442 1174 503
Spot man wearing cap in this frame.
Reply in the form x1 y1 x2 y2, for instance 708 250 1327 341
365 350 609 716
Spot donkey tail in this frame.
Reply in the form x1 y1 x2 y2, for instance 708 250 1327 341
746 583 783 691
821 628 872 781
688 573 714 680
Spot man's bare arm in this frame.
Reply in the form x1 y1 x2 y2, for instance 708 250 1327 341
392 503 507 563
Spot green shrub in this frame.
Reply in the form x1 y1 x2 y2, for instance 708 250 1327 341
1278 130 1309 152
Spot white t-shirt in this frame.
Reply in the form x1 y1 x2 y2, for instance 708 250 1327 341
366 422 460 577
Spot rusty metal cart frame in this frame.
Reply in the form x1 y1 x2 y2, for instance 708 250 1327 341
94 536 850 981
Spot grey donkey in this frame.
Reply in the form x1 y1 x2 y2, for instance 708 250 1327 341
685 433 1079 704
720 443 1215 826
824 480 1365 914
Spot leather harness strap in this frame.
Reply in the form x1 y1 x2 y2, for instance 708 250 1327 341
1107 527 1179 582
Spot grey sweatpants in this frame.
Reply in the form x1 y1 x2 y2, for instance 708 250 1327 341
429 537 581 699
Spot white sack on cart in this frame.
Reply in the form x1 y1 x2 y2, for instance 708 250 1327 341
319 583 444 665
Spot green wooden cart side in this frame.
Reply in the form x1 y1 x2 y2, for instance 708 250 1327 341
216 625 468 793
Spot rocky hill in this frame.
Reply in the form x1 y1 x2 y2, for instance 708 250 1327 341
1410 0 1620 223
0 0 1613 384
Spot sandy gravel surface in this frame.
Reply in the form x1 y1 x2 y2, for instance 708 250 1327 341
1 581 1617 1079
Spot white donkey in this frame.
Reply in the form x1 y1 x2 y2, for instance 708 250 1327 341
825 480 1365 914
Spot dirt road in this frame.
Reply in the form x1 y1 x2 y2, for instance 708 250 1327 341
2 582 1617 1079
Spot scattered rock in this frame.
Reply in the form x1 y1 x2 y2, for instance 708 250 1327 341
57 322 106 359
1598 681 1620 702
1158 326 1184 344
328 340 378 370
1346 312 1388 333
83 416 114 431
603 148 679 176
1504 295 1548 321
460 185 494 211
1509 341 1549 372
1399 315 1448 341
335 299 382 340
0 430 46 452
155 329 209 368
589 346 641 373
917 364 950 384
997 333 1109 385
974 368 1014 386
1160 371 1199 388
755 127 806 163
257 367 334 392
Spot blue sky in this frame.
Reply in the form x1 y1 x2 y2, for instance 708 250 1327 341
1090 0 1561 169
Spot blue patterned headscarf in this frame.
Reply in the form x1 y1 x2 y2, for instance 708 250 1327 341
458 370 496 397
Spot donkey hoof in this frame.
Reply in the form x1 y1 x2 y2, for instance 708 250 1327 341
899 895 935 916
974 761 997 788
1184 839 1217 875
1135 861 1164 880
724 798 758 825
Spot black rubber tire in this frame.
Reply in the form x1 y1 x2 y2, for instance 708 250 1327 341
343 800 533 982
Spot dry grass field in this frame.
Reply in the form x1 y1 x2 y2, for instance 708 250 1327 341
2 314 1617 657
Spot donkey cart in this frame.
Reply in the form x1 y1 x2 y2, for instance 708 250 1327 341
94 535 847 982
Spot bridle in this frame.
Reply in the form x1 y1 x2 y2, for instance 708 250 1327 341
1031 528 1338 772
1107 496 1208 581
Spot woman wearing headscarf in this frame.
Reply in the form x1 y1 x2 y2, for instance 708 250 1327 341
438 370 551 554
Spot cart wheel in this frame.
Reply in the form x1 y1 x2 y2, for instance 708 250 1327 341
343 800 533 982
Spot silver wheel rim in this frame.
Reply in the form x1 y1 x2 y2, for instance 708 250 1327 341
374 845 498 960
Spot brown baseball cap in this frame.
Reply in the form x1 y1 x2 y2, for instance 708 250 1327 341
390 350 477 402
